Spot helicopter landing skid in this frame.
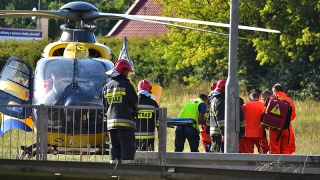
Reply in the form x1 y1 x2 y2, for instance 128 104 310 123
48 145 110 155
19 143 37 160
19 143 110 159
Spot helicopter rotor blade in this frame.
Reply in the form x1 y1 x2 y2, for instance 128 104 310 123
0 9 280 34
0 10 77 19
132 15 281 33
86 12 281 33
126 17 250 39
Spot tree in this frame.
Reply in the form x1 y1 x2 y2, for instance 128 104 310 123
2 1 38 29
157 0 320 99
253 0 320 99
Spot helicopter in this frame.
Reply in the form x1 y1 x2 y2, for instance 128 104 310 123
0 1 279 158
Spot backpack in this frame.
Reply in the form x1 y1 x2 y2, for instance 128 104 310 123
260 95 292 142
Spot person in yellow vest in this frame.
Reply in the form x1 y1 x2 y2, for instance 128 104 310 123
135 79 159 151
174 94 208 152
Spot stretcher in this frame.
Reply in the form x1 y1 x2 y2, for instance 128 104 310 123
167 118 195 126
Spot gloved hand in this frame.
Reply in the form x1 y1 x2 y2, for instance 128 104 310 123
204 113 208 121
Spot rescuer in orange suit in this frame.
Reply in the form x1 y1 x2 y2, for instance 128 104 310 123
270 83 296 154
241 92 269 154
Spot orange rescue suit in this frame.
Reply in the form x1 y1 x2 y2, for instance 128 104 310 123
241 100 269 153
269 91 296 154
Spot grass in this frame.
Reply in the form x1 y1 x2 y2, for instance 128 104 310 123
0 82 319 161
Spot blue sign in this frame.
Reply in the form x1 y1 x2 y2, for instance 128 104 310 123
0 28 42 40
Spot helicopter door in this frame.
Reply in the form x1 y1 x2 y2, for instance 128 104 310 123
0 56 34 119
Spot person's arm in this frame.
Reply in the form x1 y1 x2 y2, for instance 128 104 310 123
198 103 207 125
126 83 139 108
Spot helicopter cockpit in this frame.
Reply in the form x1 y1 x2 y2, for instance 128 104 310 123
33 57 113 107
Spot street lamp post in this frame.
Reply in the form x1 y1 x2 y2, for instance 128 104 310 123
225 0 240 153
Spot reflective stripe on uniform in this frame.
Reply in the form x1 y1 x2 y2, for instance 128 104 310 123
137 110 155 118
104 87 127 98
210 126 220 131
218 120 225 128
121 160 134 164
210 126 221 135
110 159 119 164
107 119 136 129
135 135 155 139
104 87 127 104
210 130 221 135
106 87 126 93
135 132 155 136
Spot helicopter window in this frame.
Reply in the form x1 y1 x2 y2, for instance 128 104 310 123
77 60 106 98
1 66 29 88
88 49 101 58
33 59 74 104
52 48 65 56
60 31 96 43
1 67 16 80
45 62 72 81
9 60 29 74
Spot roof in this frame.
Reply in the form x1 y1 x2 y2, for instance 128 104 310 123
106 0 168 37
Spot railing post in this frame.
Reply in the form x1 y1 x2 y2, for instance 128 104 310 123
158 108 167 165
36 104 48 160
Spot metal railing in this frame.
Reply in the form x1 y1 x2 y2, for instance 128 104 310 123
0 104 167 163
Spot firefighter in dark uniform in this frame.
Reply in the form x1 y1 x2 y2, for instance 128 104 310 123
207 80 221 152
135 79 159 151
209 78 245 153
102 59 139 164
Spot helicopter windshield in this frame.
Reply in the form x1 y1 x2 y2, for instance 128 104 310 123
33 58 112 106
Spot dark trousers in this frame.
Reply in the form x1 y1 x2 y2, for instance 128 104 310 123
136 139 155 151
210 134 224 153
109 129 136 163
174 126 200 152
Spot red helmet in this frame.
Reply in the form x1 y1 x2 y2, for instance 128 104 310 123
114 59 132 76
216 78 227 93
210 81 218 90
138 79 152 92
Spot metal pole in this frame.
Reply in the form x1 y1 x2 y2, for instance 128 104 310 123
225 0 239 153
37 0 41 30
158 108 167 165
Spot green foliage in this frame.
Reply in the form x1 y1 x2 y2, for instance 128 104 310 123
253 0 320 99
0 39 51 70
